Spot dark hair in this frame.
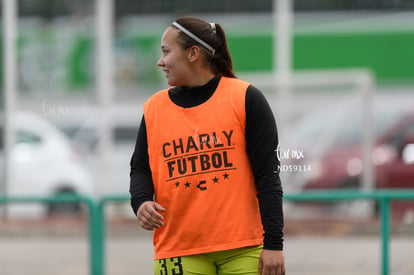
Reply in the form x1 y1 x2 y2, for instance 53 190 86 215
173 16 236 78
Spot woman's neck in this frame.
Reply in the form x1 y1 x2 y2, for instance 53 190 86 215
183 66 216 88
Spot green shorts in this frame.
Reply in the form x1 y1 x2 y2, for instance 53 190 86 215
154 245 262 275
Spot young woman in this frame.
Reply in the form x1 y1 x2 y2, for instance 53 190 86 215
130 16 285 275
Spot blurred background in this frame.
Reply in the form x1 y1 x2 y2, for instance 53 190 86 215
0 0 414 274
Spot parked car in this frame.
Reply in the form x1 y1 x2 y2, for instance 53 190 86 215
0 111 94 218
49 105 142 217
283 94 414 218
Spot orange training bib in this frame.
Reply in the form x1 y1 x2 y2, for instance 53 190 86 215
144 77 263 259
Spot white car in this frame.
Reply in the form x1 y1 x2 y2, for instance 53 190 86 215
50 105 142 217
0 111 94 218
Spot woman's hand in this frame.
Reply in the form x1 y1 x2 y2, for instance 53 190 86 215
136 201 166 230
258 249 285 275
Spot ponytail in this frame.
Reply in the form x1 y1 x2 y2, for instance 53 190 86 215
210 23 235 78
173 17 236 78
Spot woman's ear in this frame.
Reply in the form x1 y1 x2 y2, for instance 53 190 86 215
188 46 201 62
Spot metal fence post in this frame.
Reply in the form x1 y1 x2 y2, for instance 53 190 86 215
380 195 390 275
90 199 105 275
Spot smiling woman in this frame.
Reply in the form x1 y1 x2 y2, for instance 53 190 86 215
130 16 285 275
157 17 234 88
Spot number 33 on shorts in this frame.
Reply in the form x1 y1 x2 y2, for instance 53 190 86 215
155 257 184 275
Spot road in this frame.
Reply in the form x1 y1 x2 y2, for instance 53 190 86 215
1 234 414 275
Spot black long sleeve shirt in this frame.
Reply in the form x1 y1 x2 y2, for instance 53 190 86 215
130 75 284 250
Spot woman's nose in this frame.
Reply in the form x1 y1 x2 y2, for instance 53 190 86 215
157 56 164 67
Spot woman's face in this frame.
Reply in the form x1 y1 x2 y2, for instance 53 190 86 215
157 27 192 87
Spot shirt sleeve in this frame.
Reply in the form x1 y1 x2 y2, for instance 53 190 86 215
129 115 154 215
245 85 284 250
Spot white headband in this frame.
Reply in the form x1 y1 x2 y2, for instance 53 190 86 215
210 23 216 33
172 22 216 54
